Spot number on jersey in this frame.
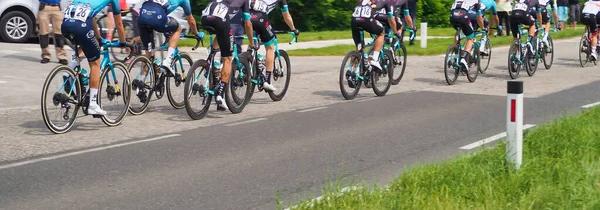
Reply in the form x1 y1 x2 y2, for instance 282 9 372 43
252 0 268 13
63 3 91 22
352 6 372 18
202 2 229 20
513 2 528 11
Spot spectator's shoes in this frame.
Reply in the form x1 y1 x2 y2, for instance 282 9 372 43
41 58 50 64
59 59 68 65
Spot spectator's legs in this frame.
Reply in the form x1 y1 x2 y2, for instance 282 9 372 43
49 5 67 63
38 5 51 63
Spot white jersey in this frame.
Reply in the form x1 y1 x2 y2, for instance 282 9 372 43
451 0 482 11
582 1 600 15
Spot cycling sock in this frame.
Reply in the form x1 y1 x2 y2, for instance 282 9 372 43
543 32 548 41
372 51 380 61
167 47 176 59
217 81 226 95
265 71 271 83
90 88 98 104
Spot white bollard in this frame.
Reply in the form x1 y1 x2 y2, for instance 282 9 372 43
420 21 427 49
506 81 524 170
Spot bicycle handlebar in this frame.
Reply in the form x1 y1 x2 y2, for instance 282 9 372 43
272 30 298 45
181 34 203 51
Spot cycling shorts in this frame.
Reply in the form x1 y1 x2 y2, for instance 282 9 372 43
201 16 233 57
61 18 101 62
510 10 535 38
374 15 403 32
350 17 384 50
250 12 276 46
581 13 600 35
450 9 474 38
469 17 489 30
530 8 549 24
137 1 179 50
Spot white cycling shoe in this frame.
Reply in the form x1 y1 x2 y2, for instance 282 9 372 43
88 102 107 115
216 95 228 110
369 60 382 71
263 82 277 92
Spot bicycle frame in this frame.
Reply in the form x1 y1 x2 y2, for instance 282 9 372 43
194 33 244 96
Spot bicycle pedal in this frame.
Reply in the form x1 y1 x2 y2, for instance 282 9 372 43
92 114 103 118
216 106 227 111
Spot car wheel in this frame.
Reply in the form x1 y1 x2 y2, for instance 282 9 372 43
0 11 33 43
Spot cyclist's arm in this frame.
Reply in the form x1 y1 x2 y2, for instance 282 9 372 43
279 0 297 31
491 3 499 28
475 4 484 30
535 6 543 27
182 0 199 36
400 4 414 29
551 3 559 27
111 0 127 44
242 2 255 48
385 4 399 33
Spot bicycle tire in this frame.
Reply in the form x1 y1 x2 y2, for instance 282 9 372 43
166 52 193 109
41 65 81 134
371 50 393 96
127 56 155 115
508 41 521 79
543 35 554 69
98 62 131 127
238 51 256 99
444 43 459 85
339 50 362 100
268 50 291 101
226 56 252 114
391 41 407 85
526 37 538 77
479 36 492 74
110 23 135 62
184 59 212 120
467 45 480 83
579 35 589 67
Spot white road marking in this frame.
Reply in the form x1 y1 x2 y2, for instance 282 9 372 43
296 106 327 113
459 124 536 150
225 118 266 126
0 134 181 170
284 186 361 210
3 75 28 80
581 101 600 110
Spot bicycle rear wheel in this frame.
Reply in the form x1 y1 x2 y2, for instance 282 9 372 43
226 56 252 114
479 36 492 74
526 38 539 77
339 50 362 100
127 56 155 115
98 62 131 127
166 52 193 109
391 40 407 85
371 50 393 96
508 41 521 79
579 35 590 67
268 50 291 101
467 46 480 82
41 65 81 134
184 59 212 120
542 35 554 69
444 43 460 85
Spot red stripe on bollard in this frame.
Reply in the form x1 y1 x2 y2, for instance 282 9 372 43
511 99 516 122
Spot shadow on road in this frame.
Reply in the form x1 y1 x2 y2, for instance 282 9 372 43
3 55 41 63
312 90 346 101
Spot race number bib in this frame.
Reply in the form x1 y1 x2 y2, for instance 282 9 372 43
252 0 268 13
202 2 229 20
352 6 372 18
153 0 169 6
513 3 528 11
64 3 92 22
451 0 464 10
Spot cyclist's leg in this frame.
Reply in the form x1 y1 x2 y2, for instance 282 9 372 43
137 4 158 76
350 18 363 70
251 12 278 90
202 15 232 108
159 17 181 73
583 13 599 58
541 9 551 42
363 18 385 70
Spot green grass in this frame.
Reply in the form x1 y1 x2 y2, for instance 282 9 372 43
287 28 585 56
177 27 457 47
284 106 600 209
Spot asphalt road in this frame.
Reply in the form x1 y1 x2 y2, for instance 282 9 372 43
1 37 600 209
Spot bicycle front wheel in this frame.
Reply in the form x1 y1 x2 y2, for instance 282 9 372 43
339 50 362 100
166 52 193 109
467 46 480 82
543 35 554 69
184 59 212 120
41 65 81 134
526 39 539 77
444 43 460 85
391 41 407 85
579 35 589 67
371 50 393 96
268 50 291 101
98 62 131 127
127 56 155 115
226 56 253 114
508 41 521 79
479 37 492 74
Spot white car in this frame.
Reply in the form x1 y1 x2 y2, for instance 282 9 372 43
0 0 70 43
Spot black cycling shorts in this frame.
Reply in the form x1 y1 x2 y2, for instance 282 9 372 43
581 13 600 34
450 9 474 37
374 15 403 32
62 18 101 62
469 17 489 30
137 1 180 50
250 12 276 46
510 10 535 38
350 17 384 50
530 8 549 24
201 16 233 57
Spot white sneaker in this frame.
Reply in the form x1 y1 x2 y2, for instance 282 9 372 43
216 95 228 110
88 102 107 115
262 82 277 92
162 57 175 76
369 60 382 71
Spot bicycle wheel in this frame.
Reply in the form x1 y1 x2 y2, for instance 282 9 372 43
98 62 131 127
371 50 393 96
166 52 193 109
339 50 362 100
391 40 407 85
542 35 554 69
268 50 291 101
238 51 256 99
184 59 212 120
444 43 460 85
479 36 492 74
508 41 521 79
526 38 539 77
41 65 81 134
579 35 589 67
127 56 155 115
110 23 135 62
225 56 252 114
467 45 480 82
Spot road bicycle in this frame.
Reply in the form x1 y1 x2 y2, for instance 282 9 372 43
474 29 492 74
239 30 297 102
535 23 554 70
41 38 134 134
579 25 600 67
183 26 252 120
126 33 198 115
443 27 481 85
339 30 394 100
507 20 545 79
383 28 413 85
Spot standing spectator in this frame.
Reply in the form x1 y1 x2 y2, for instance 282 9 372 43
230 8 244 54
557 0 569 30
38 0 67 64
569 0 581 29
496 0 512 36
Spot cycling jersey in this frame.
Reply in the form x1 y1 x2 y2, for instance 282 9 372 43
581 1 600 34
539 0 557 10
582 1 600 15
509 0 539 38
450 0 482 38
65 0 121 21
249 0 289 15
148 0 192 16
201 0 252 57
512 0 542 13
352 0 396 20
451 0 483 14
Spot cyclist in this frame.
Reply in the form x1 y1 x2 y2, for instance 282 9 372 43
450 0 485 72
509 0 543 66
248 0 300 92
374 0 416 44
201 0 256 110
105 0 129 41
137 0 201 77
350 0 402 72
61 0 129 116
469 0 500 56
538 0 560 51
581 0 600 60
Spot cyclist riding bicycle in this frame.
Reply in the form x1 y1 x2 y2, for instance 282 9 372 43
538 0 560 50
350 0 402 72
450 0 485 72
61 0 129 116
137 0 202 77
201 0 256 110
373 0 416 43
581 0 600 61
248 0 300 92
469 0 500 56
509 0 543 65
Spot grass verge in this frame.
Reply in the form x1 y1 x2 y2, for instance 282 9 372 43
284 106 600 209
286 28 584 56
